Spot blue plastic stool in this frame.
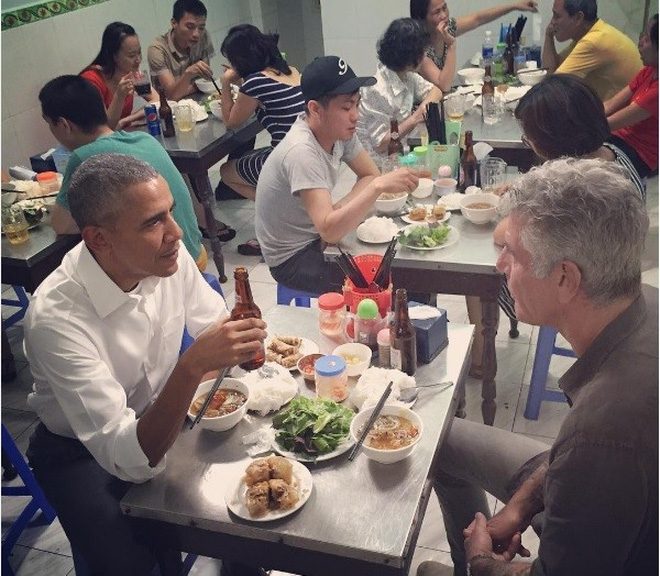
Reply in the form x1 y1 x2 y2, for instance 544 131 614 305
2 286 30 330
180 272 225 354
276 284 319 307
2 424 57 576
524 326 575 420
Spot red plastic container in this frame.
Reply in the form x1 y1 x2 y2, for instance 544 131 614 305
342 254 392 318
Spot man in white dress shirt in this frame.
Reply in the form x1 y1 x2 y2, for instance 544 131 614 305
24 154 267 575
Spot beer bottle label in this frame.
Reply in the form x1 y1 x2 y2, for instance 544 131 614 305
390 347 402 370
235 295 242 304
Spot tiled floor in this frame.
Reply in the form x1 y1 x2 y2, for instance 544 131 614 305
2 145 657 575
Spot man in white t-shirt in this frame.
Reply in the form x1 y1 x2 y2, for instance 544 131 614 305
24 153 267 575
255 55 419 293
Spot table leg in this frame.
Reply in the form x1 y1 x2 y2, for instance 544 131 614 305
188 172 227 283
480 298 499 425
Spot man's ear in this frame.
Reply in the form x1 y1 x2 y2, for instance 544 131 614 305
307 99 320 117
81 225 111 254
557 260 582 304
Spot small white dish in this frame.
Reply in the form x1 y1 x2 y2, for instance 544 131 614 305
411 178 434 199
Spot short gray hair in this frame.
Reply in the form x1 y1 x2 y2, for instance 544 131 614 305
563 0 597 21
68 153 159 229
499 158 648 305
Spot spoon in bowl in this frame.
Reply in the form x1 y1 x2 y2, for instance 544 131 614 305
399 380 454 403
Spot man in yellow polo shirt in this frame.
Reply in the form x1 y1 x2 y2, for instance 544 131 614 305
542 0 641 100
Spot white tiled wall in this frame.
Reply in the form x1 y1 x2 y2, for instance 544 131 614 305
0 0 266 168
320 0 651 77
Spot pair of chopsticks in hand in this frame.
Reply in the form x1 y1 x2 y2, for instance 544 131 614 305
348 381 394 461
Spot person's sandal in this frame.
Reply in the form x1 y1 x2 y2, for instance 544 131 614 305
199 222 236 242
237 239 262 256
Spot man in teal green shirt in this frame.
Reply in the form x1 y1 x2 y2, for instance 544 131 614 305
39 75 206 268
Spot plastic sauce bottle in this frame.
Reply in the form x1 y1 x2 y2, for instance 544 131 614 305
318 292 346 343
482 30 494 63
36 171 60 195
315 355 348 402
355 299 383 351
230 267 265 371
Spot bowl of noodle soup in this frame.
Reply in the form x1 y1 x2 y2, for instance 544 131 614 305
188 377 250 431
350 405 423 464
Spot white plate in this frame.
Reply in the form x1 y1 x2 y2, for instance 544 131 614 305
225 458 313 521
437 193 464 211
272 434 355 462
401 208 451 225
398 224 460 251
265 337 320 371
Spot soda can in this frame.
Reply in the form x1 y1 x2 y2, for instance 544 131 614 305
144 104 161 137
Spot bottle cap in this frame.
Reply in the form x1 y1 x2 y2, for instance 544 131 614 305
438 165 452 178
413 145 428 157
314 355 346 377
357 298 379 319
399 153 417 167
377 328 390 346
318 292 345 311
36 171 58 182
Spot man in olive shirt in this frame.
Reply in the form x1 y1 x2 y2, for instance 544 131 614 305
148 0 214 101
420 158 657 576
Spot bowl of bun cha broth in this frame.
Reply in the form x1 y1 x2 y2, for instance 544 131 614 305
350 405 423 464
194 77 220 94
297 353 325 384
374 191 408 215
188 378 250 431
459 193 500 225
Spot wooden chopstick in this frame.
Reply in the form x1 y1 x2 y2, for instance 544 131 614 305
348 381 394 461
189 366 231 429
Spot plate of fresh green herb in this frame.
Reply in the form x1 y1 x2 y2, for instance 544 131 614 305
271 396 355 462
398 223 459 250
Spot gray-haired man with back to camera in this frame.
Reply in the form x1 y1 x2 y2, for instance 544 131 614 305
24 153 268 576
419 158 657 576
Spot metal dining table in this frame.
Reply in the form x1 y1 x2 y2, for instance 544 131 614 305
326 211 503 425
150 113 263 283
1 214 80 293
121 305 474 576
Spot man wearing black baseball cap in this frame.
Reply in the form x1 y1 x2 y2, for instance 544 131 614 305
255 56 419 293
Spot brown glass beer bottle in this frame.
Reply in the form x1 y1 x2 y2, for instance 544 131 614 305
459 130 478 192
158 88 176 137
387 118 404 157
390 288 417 376
230 267 265 371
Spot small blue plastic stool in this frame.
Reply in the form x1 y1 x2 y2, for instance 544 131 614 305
2 424 57 576
2 286 30 330
179 272 225 354
276 284 319 307
524 326 575 420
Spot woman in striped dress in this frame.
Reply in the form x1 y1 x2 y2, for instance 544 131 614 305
218 24 304 255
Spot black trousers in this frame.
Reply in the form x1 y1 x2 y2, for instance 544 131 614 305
27 423 182 576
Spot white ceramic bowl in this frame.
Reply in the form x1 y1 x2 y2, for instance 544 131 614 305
187 377 250 431
209 99 223 121
517 69 547 86
194 78 220 94
411 177 434 199
332 343 372 377
350 405 423 464
297 353 325 384
434 177 457 196
459 193 500 225
458 67 485 85
374 192 408 215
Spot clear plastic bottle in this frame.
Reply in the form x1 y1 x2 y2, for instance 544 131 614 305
318 292 346 343
315 355 348 402
482 30 494 64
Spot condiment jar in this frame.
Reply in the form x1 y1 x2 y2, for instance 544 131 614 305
318 292 346 343
377 328 391 368
315 355 348 402
35 171 60 195
413 145 430 178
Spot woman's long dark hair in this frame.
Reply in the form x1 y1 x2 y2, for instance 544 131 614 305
410 0 431 21
84 21 137 76
221 24 291 78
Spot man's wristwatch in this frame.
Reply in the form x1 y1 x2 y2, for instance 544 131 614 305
467 553 494 576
